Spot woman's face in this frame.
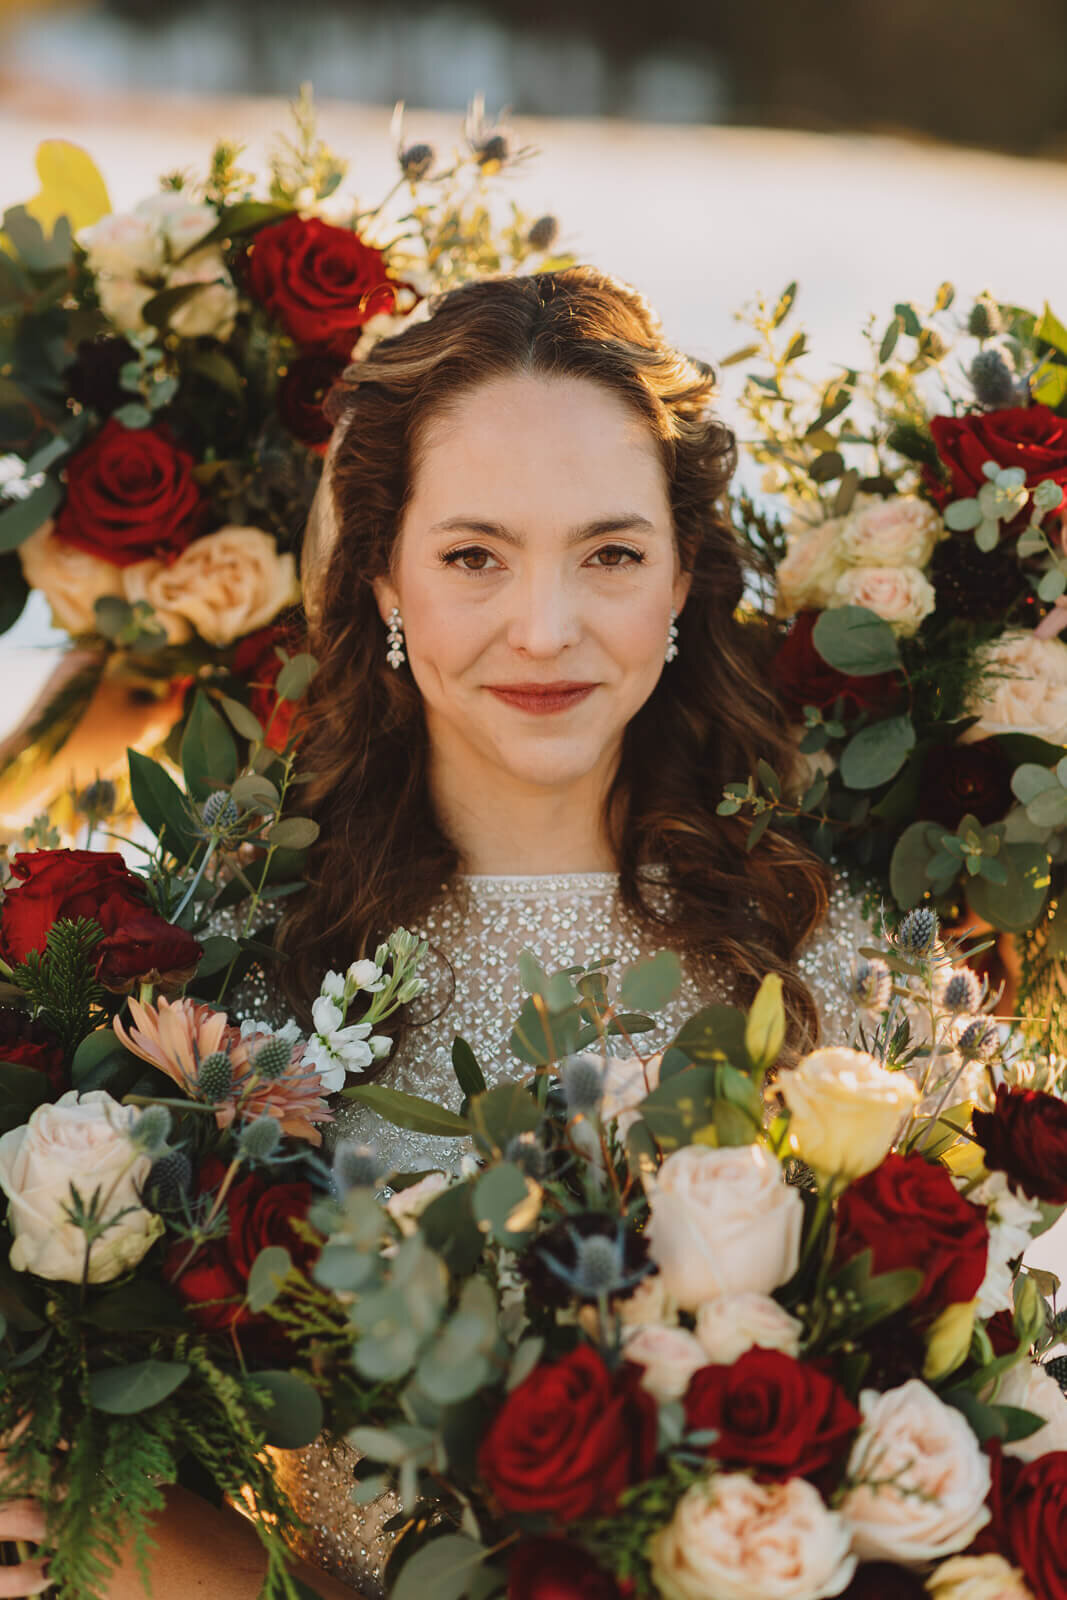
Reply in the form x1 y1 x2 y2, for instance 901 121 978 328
374 373 688 794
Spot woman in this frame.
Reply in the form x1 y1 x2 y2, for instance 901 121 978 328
0 267 868 1598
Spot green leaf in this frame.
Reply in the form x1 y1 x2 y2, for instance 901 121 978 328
89 1359 189 1414
0 1062 50 1133
894 302 923 337
756 758 781 799
180 691 238 801
967 842 1051 932
467 1081 540 1156
246 1245 292 1312
177 200 291 259
419 1181 484 1276
889 821 941 907
771 282 797 327
509 994 581 1066
113 402 152 429
671 1004 750 1068
839 715 916 790
127 749 201 864
746 811 773 852
1011 762 1061 806
0 476 62 552
82 1281 186 1331
1036 302 1067 356
219 696 265 742
812 606 901 676
638 1066 718 1150
69 1026 142 1091
0 551 29 635
141 281 213 330
744 973 786 1072
945 498 982 532
809 450 845 483
275 652 318 702
267 816 320 850
390 1535 488 1600
230 773 279 811
1038 568 1067 603
451 1036 487 1100
473 1163 536 1247
1032 362 1067 409
879 317 901 362
341 1084 470 1137
619 950 682 1013
249 1369 324 1450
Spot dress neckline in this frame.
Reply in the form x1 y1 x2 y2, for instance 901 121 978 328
452 864 668 901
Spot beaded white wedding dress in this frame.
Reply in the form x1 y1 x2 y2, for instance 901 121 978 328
226 867 871 1596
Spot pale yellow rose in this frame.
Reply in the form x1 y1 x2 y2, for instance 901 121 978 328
123 526 299 646
96 275 155 333
960 629 1067 746
926 1554 1033 1600
781 1047 919 1183
17 519 125 634
166 250 238 340
81 210 164 277
840 496 942 569
695 1291 803 1365
776 516 850 615
832 564 936 636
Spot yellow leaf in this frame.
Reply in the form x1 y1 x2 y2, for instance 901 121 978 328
24 140 111 236
745 972 786 1072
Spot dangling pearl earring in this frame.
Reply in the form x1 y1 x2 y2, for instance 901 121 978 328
385 607 406 669
665 609 679 663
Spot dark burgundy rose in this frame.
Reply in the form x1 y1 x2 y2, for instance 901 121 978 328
231 619 307 752
165 1156 313 1350
918 739 1014 829
54 418 201 566
926 404 1067 513
508 1539 623 1600
518 1212 651 1308
838 1564 927 1600
277 352 346 448
771 610 903 722
0 1006 66 1093
928 537 1031 623
94 908 202 995
974 1443 1067 1600
477 1345 657 1524
683 1349 861 1481
246 215 397 353
65 336 139 415
833 1153 989 1325
973 1084 1067 1205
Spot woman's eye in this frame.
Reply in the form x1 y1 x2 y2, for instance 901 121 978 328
441 546 500 573
588 545 644 569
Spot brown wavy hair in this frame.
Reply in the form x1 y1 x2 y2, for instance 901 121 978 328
279 266 831 1066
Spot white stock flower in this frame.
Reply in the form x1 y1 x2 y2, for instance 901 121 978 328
780 1047 919 1183
320 971 347 1003
966 1172 1042 1318
960 629 1067 746
991 1359 1067 1462
17 519 125 634
305 995 374 1092
839 496 942 570
775 515 850 615
645 1144 803 1312
840 1380 991 1564
369 1035 392 1060
166 250 238 340
832 564 936 637
0 1091 163 1283
81 210 165 277
695 1292 804 1365
926 1554 1033 1600
123 526 299 647
622 1323 708 1401
649 1473 856 1600
347 960 385 992
96 275 155 333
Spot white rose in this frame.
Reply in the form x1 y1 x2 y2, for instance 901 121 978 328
645 1145 803 1312
695 1291 803 1365
385 1172 449 1235
17 519 125 634
622 1323 707 1401
960 629 1067 746
649 1473 856 1600
832 564 936 637
0 1091 163 1283
776 516 850 615
966 1172 1042 1318
123 526 299 647
840 1380 991 1563
991 1359 1067 1462
165 250 237 340
150 201 218 260
840 496 942 570
81 210 164 278
926 1554 1033 1600
780 1047 919 1183
96 275 155 333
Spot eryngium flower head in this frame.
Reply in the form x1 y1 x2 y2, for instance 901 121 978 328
561 1052 605 1115
970 349 1018 409
200 790 240 831
527 215 559 251
897 907 939 955
333 1140 383 1193
968 297 1003 339
130 1104 172 1156
77 778 117 817
143 1148 192 1212
941 968 983 1015
399 142 434 180
239 1116 282 1161
850 957 892 1012
958 1017 1001 1062
518 1211 651 1307
197 1050 233 1102
252 1036 294 1081
505 1132 547 1180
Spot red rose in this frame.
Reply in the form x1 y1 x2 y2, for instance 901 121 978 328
833 1153 988 1325
277 352 346 448
231 622 306 751
508 1539 623 1600
978 1444 1067 1600
972 1084 1067 1205
165 1157 312 1343
771 611 903 722
54 418 202 566
0 848 201 994
927 404 1067 512
683 1349 861 1481
478 1346 657 1524
0 1006 66 1093
247 215 397 353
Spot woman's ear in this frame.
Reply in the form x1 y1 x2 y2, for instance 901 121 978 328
371 575 401 627
672 567 693 616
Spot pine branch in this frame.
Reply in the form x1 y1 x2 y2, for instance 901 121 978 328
13 915 106 1056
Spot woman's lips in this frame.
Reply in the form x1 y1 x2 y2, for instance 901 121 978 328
486 682 598 715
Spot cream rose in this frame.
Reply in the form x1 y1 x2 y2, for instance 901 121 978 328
776 516 850 615
123 526 299 647
840 496 942 570
137 195 218 260
926 1554 1033 1600
990 1358 1067 1462
695 1291 803 1365
649 1473 856 1600
81 210 165 278
166 250 238 341
96 275 155 334
645 1145 803 1312
960 630 1067 746
0 1091 163 1283
780 1047 918 1183
623 1323 707 1401
840 1381 991 1564
832 564 936 636
17 519 125 634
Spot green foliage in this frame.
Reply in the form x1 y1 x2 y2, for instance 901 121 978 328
812 606 901 676
12 915 106 1057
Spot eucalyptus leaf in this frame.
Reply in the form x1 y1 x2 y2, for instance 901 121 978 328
967 842 1051 931
451 1036 487 1100
250 1369 323 1449
390 1535 488 1600
0 476 62 552
620 950 682 1012
88 1359 189 1414
267 816 320 850
839 715 916 790
889 819 942 908
341 1084 469 1138
276 652 319 702
220 696 265 742
812 606 901 676
246 1245 292 1313
1011 763 1062 806
473 1162 538 1247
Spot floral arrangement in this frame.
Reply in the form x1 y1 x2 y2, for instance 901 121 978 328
0 91 566 821
272 910 1067 1600
722 285 1067 1030
0 666 429 1598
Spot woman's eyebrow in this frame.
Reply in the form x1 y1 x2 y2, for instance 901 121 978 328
427 514 657 547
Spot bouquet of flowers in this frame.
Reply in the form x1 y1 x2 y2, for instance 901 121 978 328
275 910 1067 1600
0 90 567 824
722 284 1067 1029
0 666 429 1599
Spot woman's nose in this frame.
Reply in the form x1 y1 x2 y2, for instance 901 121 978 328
504 571 582 658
